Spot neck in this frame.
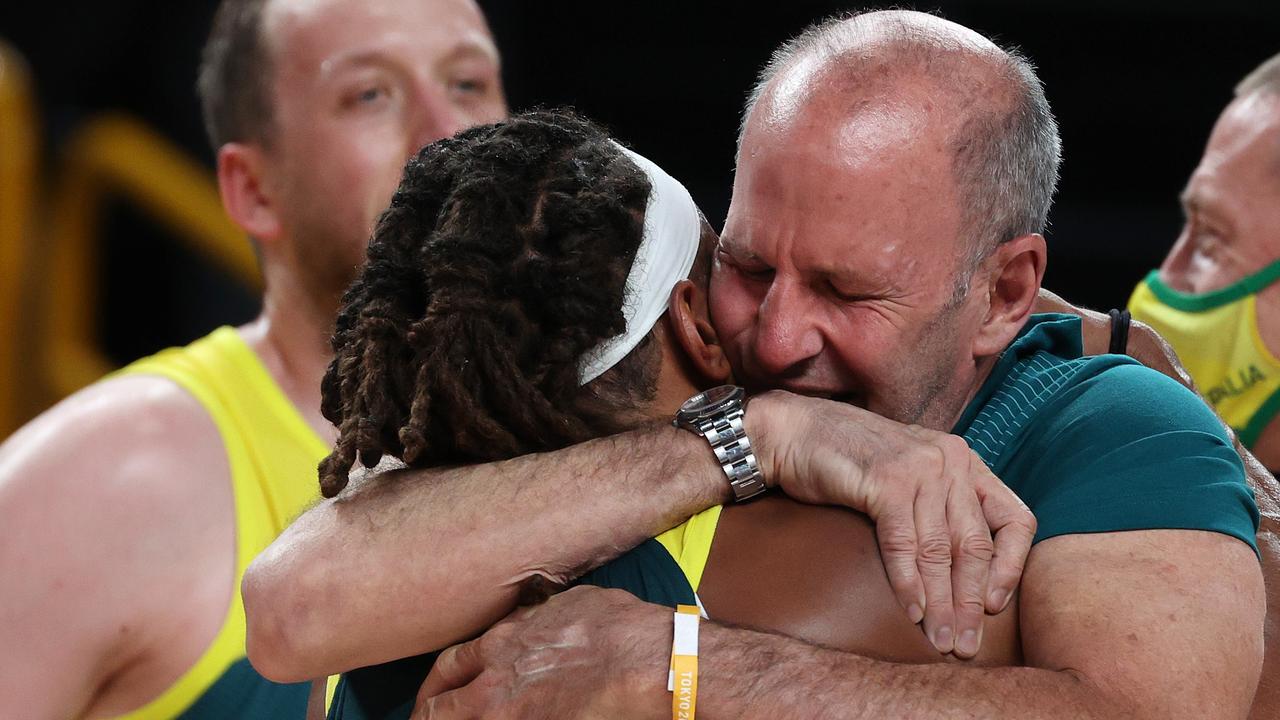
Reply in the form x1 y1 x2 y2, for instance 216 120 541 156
237 262 343 444
916 352 1001 434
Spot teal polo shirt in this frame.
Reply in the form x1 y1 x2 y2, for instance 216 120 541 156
954 313 1258 552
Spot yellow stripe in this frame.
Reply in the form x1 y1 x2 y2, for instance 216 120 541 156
655 505 723 591
109 352 250 719
324 674 340 714
109 328 327 718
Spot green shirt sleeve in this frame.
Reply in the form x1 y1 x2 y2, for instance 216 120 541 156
1007 362 1260 554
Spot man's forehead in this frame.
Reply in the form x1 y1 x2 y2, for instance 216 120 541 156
264 0 495 73
1208 94 1280 154
740 90 951 210
1189 94 1280 203
750 63 948 157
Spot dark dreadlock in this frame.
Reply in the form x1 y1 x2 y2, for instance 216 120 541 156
318 109 666 497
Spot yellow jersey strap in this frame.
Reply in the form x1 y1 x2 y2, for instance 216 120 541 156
655 505 723 592
109 327 327 718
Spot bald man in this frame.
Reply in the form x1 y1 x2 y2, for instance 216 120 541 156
247 10 1264 720
0 0 506 716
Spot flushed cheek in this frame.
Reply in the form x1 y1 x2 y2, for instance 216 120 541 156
709 276 757 354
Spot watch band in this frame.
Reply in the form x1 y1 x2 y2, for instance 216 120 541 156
688 404 767 502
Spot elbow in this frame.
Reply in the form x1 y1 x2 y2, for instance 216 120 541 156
241 543 333 683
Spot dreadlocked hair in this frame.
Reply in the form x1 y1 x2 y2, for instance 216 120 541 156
318 109 664 497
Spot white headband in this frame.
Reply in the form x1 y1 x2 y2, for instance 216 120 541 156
577 144 701 385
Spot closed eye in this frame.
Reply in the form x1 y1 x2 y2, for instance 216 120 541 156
830 290 868 303
718 245 773 281
826 279 873 303
739 264 775 281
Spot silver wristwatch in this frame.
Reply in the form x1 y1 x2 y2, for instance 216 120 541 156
674 385 767 502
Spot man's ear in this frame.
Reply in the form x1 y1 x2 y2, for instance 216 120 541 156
217 142 283 242
667 279 733 384
971 233 1047 357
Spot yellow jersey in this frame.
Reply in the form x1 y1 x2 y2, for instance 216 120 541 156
113 327 328 719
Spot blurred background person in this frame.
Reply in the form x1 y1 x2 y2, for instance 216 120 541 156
1129 53 1280 470
0 0 506 717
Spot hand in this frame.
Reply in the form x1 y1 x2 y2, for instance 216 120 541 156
414 586 669 720
747 391 1037 658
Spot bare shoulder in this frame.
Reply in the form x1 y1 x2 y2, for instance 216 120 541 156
705 497 1020 665
0 373 231 515
0 374 235 717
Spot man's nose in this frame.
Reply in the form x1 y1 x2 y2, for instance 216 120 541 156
752 279 824 376
409 84 470 150
1158 229 1195 292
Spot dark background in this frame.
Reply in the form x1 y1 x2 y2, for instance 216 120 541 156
2 0 1277 366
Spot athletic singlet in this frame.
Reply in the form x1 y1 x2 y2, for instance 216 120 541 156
112 326 329 719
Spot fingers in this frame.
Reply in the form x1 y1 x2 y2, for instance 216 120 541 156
415 678 487 720
977 475 1036 615
945 457 994 659
913 464 956 655
421 639 486 700
875 501 927 626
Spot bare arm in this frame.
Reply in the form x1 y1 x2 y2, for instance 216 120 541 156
244 424 729 680
418 529 1264 720
0 376 234 718
243 392 1036 680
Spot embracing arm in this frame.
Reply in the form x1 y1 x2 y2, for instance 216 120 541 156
244 392 1035 680
690 531 1262 719
243 424 728 680
418 529 1263 720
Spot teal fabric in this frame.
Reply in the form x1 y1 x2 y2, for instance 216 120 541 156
327 538 696 720
174 658 309 719
953 313 1260 552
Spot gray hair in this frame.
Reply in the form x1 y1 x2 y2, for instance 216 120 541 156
737 11 1062 284
1235 52 1280 99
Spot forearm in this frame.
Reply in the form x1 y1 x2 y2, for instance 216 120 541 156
690 624 1124 720
243 424 727 681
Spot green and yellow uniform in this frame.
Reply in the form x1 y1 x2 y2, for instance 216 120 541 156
1129 262 1280 450
115 327 328 719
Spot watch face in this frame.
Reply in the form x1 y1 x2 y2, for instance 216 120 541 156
680 385 744 417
